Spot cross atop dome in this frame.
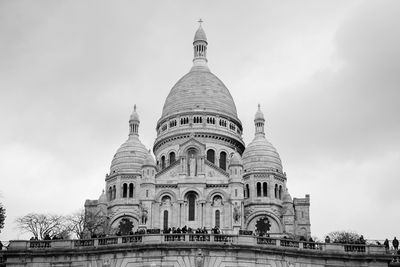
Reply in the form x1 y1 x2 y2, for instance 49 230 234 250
198 18 203 25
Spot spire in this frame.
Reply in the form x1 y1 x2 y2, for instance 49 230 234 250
192 19 208 68
129 104 140 136
254 104 265 136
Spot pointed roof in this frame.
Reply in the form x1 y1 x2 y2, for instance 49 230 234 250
194 19 207 43
255 104 265 121
130 104 139 121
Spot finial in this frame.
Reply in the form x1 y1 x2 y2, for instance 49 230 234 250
198 18 203 25
134 104 136 112
258 103 261 110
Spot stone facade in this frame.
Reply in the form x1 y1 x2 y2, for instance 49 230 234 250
84 24 311 239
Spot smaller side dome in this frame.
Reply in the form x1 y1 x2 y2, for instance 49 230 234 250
142 150 156 167
110 136 148 173
243 105 283 172
229 152 243 166
110 108 148 173
98 190 107 204
283 189 293 203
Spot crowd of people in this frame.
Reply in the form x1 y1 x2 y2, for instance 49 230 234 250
29 234 65 241
163 226 222 235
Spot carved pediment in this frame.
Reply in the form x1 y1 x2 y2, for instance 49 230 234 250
178 137 206 157
156 162 181 179
205 162 229 178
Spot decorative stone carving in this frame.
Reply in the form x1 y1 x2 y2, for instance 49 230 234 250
140 206 148 224
195 249 204 267
233 202 241 223
189 155 196 176
244 207 254 219
212 196 222 206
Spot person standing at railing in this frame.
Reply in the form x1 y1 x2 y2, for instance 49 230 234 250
393 237 399 251
325 236 330 243
384 238 390 252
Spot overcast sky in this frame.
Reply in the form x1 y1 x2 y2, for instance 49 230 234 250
1 0 399 242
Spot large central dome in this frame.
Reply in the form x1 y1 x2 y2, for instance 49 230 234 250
161 68 238 120
153 23 245 155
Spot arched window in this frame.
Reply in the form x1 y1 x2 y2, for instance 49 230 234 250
161 156 166 169
163 210 168 230
274 184 278 198
108 186 113 201
263 182 268 197
169 152 176 165
219 151 227 171
215 210 220 228
123 183 128 198
256 182 261 197
129 183 134 198
187 193 196 221
279 185 282 200
112 185 116 200
207 149 215 163
246 184 250 198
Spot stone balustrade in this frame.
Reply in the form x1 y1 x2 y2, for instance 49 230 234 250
5 234 386 255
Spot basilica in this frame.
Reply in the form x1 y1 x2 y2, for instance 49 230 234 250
84 23 311 239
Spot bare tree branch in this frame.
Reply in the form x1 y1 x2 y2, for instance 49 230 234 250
15 213 69 239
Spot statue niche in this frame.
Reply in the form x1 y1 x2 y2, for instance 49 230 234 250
187 148 198 177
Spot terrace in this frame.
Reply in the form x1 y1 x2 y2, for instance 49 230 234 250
5 233 386 255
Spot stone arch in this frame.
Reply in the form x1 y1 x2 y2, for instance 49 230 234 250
218 149 229 171
155 189 178 202
245 210 283 233
109 212 139 230
205 189 229 203
168 149 177 165
181 187 203 200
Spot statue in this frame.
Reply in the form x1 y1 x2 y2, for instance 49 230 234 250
140 206 148 224
189 154 196 176
233 203 241 223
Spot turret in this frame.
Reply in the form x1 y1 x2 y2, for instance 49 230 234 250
192 19 208 68
129 104 140 136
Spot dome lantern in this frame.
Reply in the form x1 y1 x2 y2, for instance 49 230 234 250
193 19 208 68
254 104 265 136
129 104 140 136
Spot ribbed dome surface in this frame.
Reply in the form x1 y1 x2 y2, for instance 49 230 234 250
283 190 293 203
161 68 238 119
143 152 156 167
110 135 148 173
98 190 107 204
242 135 283 172
229 152 243 166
